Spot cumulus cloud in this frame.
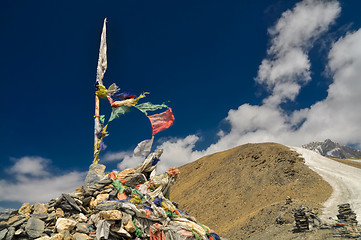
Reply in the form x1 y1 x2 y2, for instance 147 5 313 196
0 156 86 204
257 0 340 106
101 0 361 174
7 156 50 178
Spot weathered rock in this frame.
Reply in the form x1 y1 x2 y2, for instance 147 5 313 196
73 232 91 240
31 213 48 220
34 203 48 215
99 210 122 220
49 233 64 240
34 236 50 240
11 217 28 227
8 214 25 225
0 221 8 230
77 213 87 223
95 201 123 211
46 212 57 222
83 163 106 190
15 228 26 236
0 228 8 239
60 230 72 240
5 226 15 240
0 209 18 221
19 203 33 215
25 217 45 238
90 193 109 209
124 173 147 188
110 224 132 238
76 222 89 233
55 218 77 232
124 219 136 233
55 208 64 218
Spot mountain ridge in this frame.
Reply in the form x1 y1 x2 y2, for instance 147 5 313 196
302 139 361 159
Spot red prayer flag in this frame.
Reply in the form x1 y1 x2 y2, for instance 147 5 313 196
147 108 175 135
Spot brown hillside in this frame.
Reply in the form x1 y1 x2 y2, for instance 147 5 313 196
170 143 333 239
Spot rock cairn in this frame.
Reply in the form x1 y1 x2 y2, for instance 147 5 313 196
0 150 222 240
293 207 320 232
337 203 358 225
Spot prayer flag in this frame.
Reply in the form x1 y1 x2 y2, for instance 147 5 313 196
96 19 107 85
109 106 129 122
133 136 154 157
147 108 175 135
135 102 168 115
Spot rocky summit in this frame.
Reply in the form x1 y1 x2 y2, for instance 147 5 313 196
0 149 223 240
302 139 361 159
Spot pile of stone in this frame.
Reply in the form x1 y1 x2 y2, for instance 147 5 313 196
0 150 222 240
337 203 358 225
293 207 320 232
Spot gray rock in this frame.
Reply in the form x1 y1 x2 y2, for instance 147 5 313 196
76 222 89 233
0 209 18 221
0 222 8 230
95 201 123 211
11 217 27 228
31 213 48 220
124 173 147 188
73 232 90 240
5 226 15 240
25 217 45 238
83 163 106 190
0 228 8 239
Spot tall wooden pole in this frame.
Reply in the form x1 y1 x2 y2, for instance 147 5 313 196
94 18 107 161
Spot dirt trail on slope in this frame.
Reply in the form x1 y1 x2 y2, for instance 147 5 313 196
170 143 332 239
291 147 361 221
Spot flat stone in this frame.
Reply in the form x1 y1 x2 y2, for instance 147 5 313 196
0 209 18 221
0 228 8 239
5 226 15 240
19 203 33 215
0 221 8 230
99 210 122 220
73 232 91 240
11 217 28 227
55 218 77 232
25 217 45 238
76 222 89 233
95 201 123 211
34 236 50 240
33 203 48 215
31 213 48 220
15 228 25 236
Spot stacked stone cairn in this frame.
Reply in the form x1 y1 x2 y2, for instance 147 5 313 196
337 203 358 225
293 207 320 232
0 149 222 240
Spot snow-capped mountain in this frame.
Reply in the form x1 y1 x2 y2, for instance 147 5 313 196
302 139 361 159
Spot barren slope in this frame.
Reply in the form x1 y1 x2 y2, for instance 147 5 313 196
170 143 332 239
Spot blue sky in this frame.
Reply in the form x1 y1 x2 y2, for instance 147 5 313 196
1 0 361 210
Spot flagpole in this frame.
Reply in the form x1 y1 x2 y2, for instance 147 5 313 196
94 18 108 162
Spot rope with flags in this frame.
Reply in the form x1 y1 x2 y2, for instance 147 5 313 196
93 18 175 164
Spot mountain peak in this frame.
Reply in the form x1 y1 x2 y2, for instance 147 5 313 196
302 139 361 159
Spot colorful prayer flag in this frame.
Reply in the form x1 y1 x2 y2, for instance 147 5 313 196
135 102 168 115
147 108 175 135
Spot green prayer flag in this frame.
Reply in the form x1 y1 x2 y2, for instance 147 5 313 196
109 106 129 122
134 102 168 115
99 115 105 124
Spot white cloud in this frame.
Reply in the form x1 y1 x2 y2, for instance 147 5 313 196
256 0 340 106
97 0 361 175
0 157 86 205
7 156 50 177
